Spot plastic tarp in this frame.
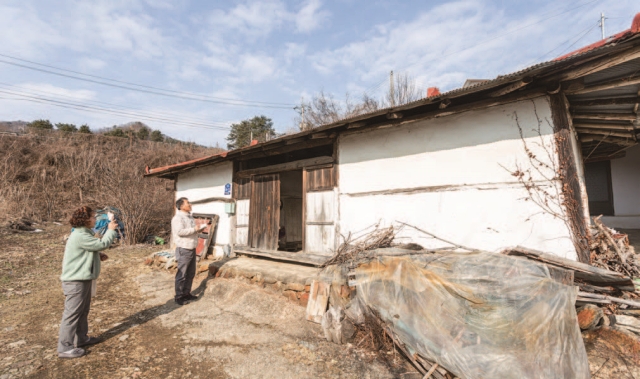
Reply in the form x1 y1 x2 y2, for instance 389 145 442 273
354 252 589 379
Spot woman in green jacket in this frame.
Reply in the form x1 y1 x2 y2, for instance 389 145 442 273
57 206 118 359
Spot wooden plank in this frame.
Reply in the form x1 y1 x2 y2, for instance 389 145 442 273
576 297 612 305
237 156 333 178
489 78 532 97
558 48 640 81
234 248 328 266
302 169 307 252
578 284 618 294
249 174 280 250
306 166 335 191
305 224 335 256
306 191 335 223
306 280 330 323
573 123 635 131
235 138 333 161
190 196 235 205
549 93 590 263
571 97 638 107
233 177 251 199
572 113 638 121
505 246 633 287
575 128 636 138
566 75 640 95
577 291 640 308
580 134 636 144
547 265 574 285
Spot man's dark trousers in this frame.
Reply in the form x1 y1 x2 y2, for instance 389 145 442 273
175 247 196 300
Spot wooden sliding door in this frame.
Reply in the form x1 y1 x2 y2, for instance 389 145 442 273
249 173 280 250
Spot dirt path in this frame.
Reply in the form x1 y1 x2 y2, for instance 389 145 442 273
0 225 409 379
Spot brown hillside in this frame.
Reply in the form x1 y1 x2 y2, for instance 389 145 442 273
0 131 221 243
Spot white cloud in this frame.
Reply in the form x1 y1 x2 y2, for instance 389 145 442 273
295 0 330 33
18 83 97 101
78 57 107 71
238 54 278 83
0 3 66 58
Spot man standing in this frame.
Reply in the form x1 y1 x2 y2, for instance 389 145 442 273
171 197 205 305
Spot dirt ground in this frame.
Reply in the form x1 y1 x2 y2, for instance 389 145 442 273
2 223 640 378
0 224 415 379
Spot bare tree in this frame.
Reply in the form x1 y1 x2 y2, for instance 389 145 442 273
384 72 423 107
295 73 422 130
297 91 382 130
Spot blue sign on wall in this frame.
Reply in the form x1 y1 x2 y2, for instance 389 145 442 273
224 183 231 195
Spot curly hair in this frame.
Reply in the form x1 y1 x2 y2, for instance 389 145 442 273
69 206 94 228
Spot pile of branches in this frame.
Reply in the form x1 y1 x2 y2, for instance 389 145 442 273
322 225 396 267
590 216 639 277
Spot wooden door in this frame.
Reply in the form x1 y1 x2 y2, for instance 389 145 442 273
233 177 251 246
304 166 336 255
249 174 280 250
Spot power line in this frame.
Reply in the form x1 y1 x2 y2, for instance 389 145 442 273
530 21 599 64
0 82 230 127
395 0 602 74
0 55 296 109
0 88 231 131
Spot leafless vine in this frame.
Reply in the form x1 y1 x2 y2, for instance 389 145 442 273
503 101 589 260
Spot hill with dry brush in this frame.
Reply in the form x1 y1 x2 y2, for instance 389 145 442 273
0 130 221 244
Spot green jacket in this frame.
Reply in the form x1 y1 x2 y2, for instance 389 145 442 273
60 228 117 281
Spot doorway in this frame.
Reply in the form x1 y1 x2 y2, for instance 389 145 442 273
278 170 303 252
584 160 614 216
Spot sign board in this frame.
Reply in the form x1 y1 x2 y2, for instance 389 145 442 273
224 183 231 195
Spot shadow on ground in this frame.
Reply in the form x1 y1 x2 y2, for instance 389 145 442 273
97 274 213 343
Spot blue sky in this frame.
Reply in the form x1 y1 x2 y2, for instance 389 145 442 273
0 0 638 147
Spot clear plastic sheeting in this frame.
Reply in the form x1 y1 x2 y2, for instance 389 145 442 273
354 252 590 379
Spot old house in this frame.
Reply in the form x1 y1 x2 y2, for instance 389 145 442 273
146 13 640 265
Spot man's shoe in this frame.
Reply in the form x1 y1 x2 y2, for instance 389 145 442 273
175 297 190 306
185 294 198 301
58 348 86 359
77 336 101 348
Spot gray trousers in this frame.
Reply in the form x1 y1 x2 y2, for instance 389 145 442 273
58 280 92 352
175 247 196 300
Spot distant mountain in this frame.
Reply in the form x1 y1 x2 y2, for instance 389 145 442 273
0 121 28 133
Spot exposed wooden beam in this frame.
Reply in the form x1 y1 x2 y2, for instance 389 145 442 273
285 137 307 145
573 122 635 131
489 77 533 97
584 151 628 163
579 134 636 144
235 138 333 161
559 48 640 81
572 112 638 121
346 121 367 129
438 99 451 109
571 97 638 107
575 128 636 138
566 75 640 95
310 132 329 139
236 156 334 178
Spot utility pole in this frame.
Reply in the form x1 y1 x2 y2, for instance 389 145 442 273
295 96 306 131
390 70 395 107
599 12 606 40
301 96 306 131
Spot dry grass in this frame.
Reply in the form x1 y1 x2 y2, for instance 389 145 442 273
0 132 221 244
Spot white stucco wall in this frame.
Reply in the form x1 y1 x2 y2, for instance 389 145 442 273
603 144 640 229
337 96 579 260
175 162 234 246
